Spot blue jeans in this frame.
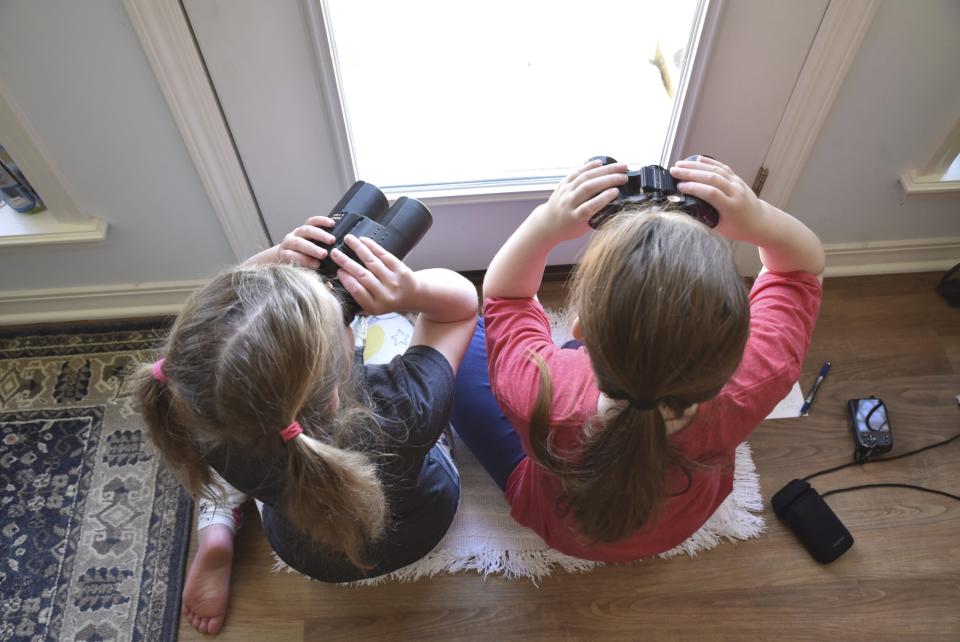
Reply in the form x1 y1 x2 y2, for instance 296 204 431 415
451 318 527 490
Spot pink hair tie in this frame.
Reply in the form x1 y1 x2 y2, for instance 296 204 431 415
280 421 303 443
151 358 168 383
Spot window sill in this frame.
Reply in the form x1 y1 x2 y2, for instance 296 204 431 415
899 170 960 196
0 206 107 247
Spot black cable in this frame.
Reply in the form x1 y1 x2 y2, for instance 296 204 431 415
863 400 887 432
820 483 960 502
803 429 960 482
852 445 874 465
803 457 861 481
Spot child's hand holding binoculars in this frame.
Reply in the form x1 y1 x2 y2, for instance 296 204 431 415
331 234 417 316
670 156 770 244
533 159 628 243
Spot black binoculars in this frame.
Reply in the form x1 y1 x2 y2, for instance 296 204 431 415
314 181 433 323
587 155 719 229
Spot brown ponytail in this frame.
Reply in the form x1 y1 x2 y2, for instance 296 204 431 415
528 207 750 544
135 263 388 567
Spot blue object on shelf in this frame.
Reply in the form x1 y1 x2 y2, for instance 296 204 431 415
0 144 43 213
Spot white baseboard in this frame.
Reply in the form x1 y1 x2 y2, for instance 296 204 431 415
2 237 957 326
823 236 960 277
0 279 206 326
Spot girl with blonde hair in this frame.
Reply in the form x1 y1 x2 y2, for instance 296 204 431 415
138 223 477 635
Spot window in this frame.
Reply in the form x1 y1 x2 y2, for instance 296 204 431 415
900 116 960 195
0 143 45 214
323 0 703 189
0 79 106 246
943 154 960 182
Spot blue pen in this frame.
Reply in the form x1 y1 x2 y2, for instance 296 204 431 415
800 361 831 416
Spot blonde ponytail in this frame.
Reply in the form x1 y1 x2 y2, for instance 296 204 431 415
284 433 386 567
135 263 391 568
135 363 211 496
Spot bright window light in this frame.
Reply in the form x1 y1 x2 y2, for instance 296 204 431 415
324 0 703 189
943 153 960 182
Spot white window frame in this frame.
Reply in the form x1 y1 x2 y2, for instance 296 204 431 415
304 0 718 205
900 115 960 195
0 76 107 247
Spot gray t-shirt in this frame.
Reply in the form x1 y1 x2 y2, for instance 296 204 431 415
206 345 459 582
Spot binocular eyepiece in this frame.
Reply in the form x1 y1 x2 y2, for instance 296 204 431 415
587 155 719 229
314 181 433 324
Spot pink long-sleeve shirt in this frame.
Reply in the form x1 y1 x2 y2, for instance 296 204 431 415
484 270 822 562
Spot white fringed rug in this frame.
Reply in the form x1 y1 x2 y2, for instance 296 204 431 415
275 311 767 584
347 436 764 585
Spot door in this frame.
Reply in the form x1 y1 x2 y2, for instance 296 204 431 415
184 0 830 271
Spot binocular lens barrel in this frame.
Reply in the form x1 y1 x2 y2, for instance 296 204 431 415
331 181 389 219
376 196 433 259
314 183 434 325
324 181 389 244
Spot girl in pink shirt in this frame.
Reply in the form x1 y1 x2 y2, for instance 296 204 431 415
451 157 825 561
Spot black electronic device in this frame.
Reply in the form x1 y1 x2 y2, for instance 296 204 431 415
773 399 960 564
771 479 854 564
314 181 433 323
848 396 893 463
586 155 719 229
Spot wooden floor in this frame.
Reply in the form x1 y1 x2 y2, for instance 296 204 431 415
178 271 960 641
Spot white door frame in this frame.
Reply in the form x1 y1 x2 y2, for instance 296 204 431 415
733 0 881 274
128 0 880 272
758 0 880 209
122 0 270 261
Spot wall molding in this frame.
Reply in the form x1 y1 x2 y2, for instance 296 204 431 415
823 236 960 277
122 0 270 260
0 279 207 326
760 0 880 207
2 236 956 325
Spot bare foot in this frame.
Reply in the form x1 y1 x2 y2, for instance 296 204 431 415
182 524 235 635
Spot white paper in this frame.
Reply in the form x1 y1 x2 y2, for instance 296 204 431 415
765 381 805 419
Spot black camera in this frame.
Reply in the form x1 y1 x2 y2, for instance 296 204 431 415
313 181 433 323
587 155 719 229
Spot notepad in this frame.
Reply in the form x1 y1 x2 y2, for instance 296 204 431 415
766 381 805 419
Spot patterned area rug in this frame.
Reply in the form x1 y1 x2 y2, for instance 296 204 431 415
0 321 192 642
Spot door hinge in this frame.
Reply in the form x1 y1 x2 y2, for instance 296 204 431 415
752 166 769 196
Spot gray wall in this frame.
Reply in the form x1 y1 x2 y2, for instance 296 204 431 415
786 0 960 242
0 0 236 291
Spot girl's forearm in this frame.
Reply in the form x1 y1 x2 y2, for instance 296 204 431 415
483 206 559 299
753 203 826 276
406 269 478 323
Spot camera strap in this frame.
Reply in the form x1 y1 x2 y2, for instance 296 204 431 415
638 165 677 194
